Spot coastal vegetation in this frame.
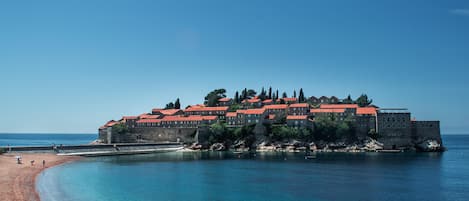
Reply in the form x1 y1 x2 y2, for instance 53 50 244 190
0 148 5 154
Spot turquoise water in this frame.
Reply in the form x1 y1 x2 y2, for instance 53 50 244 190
37 135 469 201
0 133 96 146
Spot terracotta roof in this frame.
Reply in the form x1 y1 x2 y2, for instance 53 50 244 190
320 104 358 109
264 104 288 109
311 108 346 113
140 114 160 119
152 108 163 113
262 99 273 103
242 99 261 103
356 107 377 115
218 97 232 102
185 106 228 112
286 115 308 120
282 97 297 102
289 103 310 108
123 116 139 120
104 121 118 127
161 115 218 122
226 112 237 117
160 109 182 115
136 119 162 123
268 114 276 120
243 108 266 115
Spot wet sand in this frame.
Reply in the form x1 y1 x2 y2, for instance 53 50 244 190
0 153 80 201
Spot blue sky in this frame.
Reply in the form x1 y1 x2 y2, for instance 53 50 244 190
1 0 468 134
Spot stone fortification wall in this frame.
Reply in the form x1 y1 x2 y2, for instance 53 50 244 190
377 112 412 149
100 127 200 144
411 121 442 144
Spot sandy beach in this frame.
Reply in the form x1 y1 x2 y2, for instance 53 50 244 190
0 153 80 201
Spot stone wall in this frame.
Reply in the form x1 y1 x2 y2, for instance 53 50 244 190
100 127 200 144
377 112 412 149
411 121 442 144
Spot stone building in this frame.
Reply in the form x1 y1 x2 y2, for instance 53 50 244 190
218 97 233 106
286 115 312 128
236 108 267 125
184 106 229 119
242 98 262 108
288 103 310 115
226 112 237 126
264 104 288 116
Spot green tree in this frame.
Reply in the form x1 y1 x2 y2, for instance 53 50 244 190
356 94 372 107
247 89 257 99
343 95 353 104
259 87 266 100
293 90 297 98
204 88 227 107
268 87 272 99
112 123 129 135
282 92 288 98
275 90 279 100
165 102 175 109
228 104 241 112
298 88 305 103
241 88 248 100
174 98 181 109
234 91 240 103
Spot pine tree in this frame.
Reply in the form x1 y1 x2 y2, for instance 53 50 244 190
293 90 297 98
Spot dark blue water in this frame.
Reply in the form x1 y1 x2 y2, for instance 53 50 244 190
36 135 469 201
0 133 97 146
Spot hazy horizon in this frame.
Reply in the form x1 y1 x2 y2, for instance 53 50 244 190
1 0 468 134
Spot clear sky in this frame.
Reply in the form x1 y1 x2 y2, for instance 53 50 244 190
1 0 468 134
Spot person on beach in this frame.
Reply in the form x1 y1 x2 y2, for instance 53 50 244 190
42 160 45 167
30 160 35 166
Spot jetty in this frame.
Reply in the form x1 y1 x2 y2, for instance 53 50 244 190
0 142 183 157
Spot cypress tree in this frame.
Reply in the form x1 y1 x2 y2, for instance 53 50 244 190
234 91 239 103
299 88 305 103
268 87 272 99
174 98 181 109
293 90 297 98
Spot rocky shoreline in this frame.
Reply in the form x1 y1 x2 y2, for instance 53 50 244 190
188 138 445 153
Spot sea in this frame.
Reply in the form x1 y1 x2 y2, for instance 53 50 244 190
1 134 468 201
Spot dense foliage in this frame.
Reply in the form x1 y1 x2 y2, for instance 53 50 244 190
204 89 227 107
112 123 129 135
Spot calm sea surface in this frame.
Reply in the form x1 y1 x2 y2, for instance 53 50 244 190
29 135 469 201
0 133 97 147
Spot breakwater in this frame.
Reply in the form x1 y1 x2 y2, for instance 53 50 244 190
1 142 183 156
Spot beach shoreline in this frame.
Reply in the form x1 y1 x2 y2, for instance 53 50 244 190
0 153 80 201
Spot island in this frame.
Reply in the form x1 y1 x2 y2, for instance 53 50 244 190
98 88 444 152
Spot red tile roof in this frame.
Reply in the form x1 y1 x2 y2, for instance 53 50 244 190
264 104 288 109
218 97 232 102
140 114 160 119
161 115 218 122
268 114 276 120
185 106 229 112
136 119 162 123
104 120 118 127
226 112 237 117
282 97 297 102
152 108 163 113
286 115 308 120
242 99 261 103
242 108 266 115
356 107 377 115
123 116 139 120
262 99 273 103
311 108 346 113
160 109 182 115
320 104 358 109
289 103 310 108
